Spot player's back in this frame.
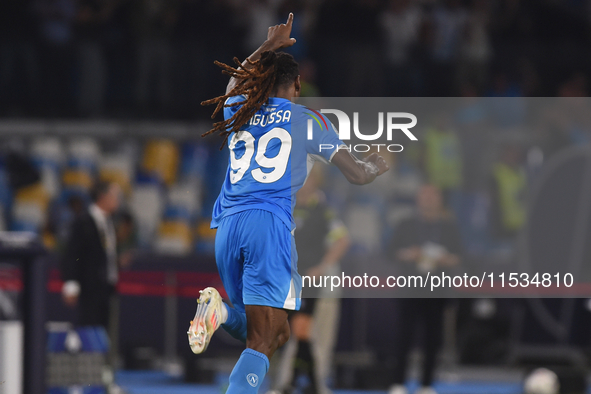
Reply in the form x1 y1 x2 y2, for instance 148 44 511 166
211 95 343 232
211 95 295 231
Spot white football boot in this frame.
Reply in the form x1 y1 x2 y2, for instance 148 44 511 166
187 287 224 354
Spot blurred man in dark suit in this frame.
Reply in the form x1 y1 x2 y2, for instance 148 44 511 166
61 181 121 328
388 184 462 394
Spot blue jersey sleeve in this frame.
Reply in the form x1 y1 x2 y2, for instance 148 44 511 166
223 95 247 121
305 112 345 162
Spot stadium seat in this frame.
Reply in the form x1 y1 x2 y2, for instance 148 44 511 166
11 183 50 232
62 167 94 191
129 184 165 247
30 137 65 199
37 165 61 200
155 220 192 255
68 137 101 164
65 138 100 185
59 139 99 193
179 142 209 180
194 219 216 254
99 153 135 196
141 140 180 186
30 137 65 165
166 181 202 221
0 167 12 224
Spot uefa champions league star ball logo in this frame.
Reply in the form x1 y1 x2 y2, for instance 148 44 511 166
246 373 259 387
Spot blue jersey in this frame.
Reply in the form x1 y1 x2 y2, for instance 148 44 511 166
211 95 344 231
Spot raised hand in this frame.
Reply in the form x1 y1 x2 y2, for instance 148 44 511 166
267 13 297 49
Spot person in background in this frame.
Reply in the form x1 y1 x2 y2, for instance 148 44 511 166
132 0 177 115
33 0 77 116
489 143 526 242
298 59 321 97
456 0 491 93
380 0 423 97
421 113 463 209
75 0 114 117
61 180 121 328
427 0 467 96
388 184 462 394
0 0 39 115
273 165 350 394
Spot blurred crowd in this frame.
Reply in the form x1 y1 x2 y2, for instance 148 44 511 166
1 0 591 258
2 0 591 119
1 2 591 389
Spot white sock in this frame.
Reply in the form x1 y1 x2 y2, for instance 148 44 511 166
221 303 229 324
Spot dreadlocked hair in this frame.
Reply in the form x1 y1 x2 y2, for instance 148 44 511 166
201 51 299 149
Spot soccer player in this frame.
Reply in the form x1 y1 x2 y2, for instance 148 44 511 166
275 164 350 394
188 13 389 394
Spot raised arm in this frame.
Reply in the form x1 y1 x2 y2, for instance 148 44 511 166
226 13 297 94
331 151 389 185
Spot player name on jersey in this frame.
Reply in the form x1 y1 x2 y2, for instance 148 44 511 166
248 110 292 127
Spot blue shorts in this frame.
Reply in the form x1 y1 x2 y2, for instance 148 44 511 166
215 209 301 312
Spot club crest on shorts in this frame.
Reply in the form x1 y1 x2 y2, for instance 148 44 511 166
246 373 259 387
